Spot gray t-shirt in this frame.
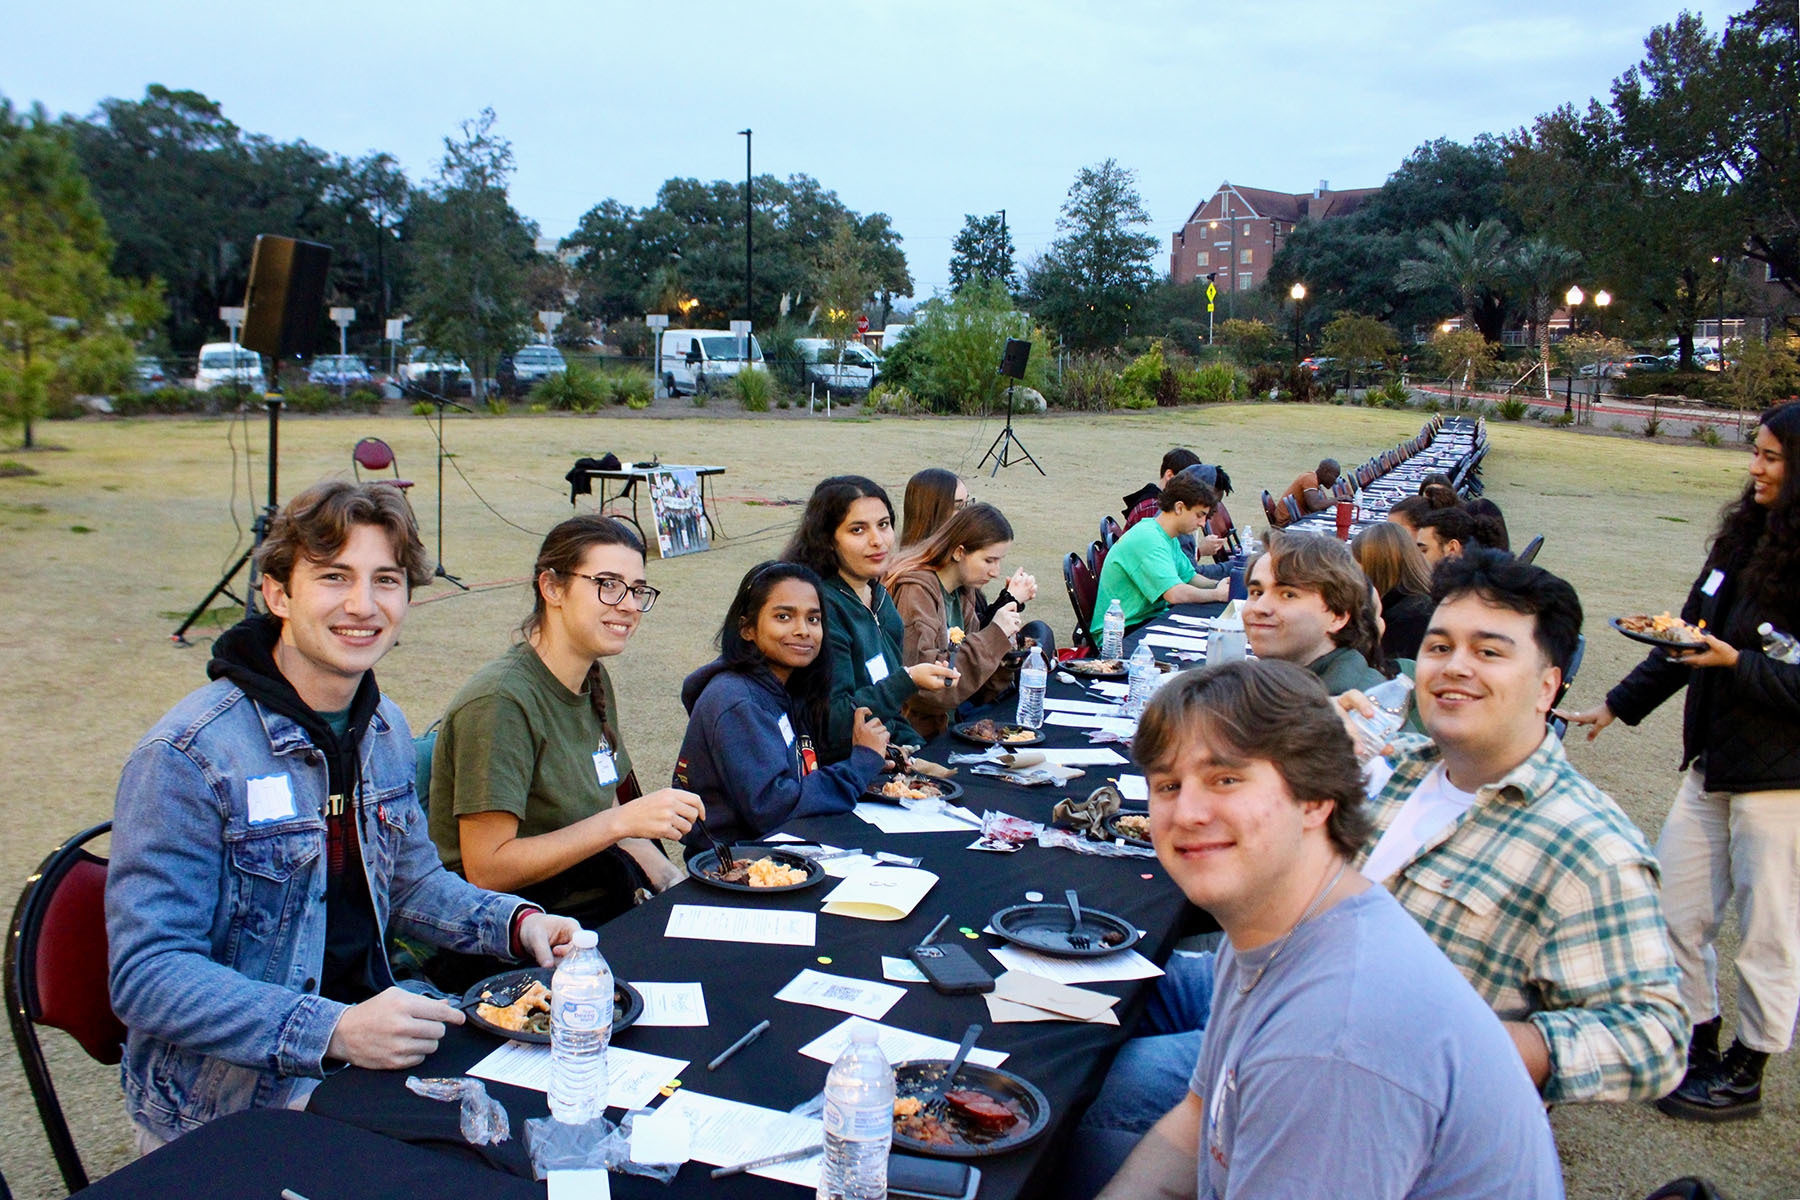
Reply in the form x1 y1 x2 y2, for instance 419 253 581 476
1188 886 1563 1199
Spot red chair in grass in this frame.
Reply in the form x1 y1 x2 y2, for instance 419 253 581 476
351 438 414 491
6 822 127 1192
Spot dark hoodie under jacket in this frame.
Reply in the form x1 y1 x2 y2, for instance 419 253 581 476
208 614 384 1003
674 659 885 846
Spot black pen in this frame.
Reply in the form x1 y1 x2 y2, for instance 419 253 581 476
710 1142 824 1179
708 1018 771 1070
918 913 951 946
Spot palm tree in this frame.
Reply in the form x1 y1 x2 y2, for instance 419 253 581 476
1509 238 1583 400
1394 219 1514 340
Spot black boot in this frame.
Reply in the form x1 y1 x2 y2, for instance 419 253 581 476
1656 1038 1768 1122
1686 1016 1722 1073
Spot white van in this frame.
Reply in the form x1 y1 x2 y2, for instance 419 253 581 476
658 329 767 396
193 343 266 392
793 338 881 392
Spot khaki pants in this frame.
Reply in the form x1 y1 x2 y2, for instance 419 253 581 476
1657 767 1800 1053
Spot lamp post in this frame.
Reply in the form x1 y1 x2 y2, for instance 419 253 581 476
1711 255 1726 364
1563 285 1584 417
1289 282 1306 363
738 129 753 326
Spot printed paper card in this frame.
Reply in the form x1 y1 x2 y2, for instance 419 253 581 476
819 866 938 921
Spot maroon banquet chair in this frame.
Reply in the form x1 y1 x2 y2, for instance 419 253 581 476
1064 551 1099 651
6 822 127 1193
351 437 414 491
1098 515 1122 554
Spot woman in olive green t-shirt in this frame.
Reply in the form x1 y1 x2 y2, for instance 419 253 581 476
431 515 703 926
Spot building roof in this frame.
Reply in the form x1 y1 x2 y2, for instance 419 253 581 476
1182 182 1381 227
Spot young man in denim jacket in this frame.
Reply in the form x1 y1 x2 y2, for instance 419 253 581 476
107 481 580 1149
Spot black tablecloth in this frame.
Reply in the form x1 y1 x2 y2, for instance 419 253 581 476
308 664 1209 1198
75 1109 543 1199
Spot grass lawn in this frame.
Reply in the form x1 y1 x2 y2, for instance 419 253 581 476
0 402 1781 1199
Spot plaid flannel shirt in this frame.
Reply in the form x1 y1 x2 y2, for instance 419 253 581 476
1355 732 1686 1103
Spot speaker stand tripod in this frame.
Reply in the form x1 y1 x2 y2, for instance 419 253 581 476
172 393 283 645
422 390 471 590
979 383 1044 477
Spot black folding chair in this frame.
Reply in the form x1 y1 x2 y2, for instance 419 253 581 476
1550 634 1586 739
1516 534 1544 565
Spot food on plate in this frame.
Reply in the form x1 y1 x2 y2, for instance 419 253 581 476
946 1089 1023 1135
1617 612 1707 644
893 1096 924 1118
878 774 944 800
1113 814 1151 842
705 855 808 887
961 718 1035 743
1101 929 1128 947
476 979 551 1035
1065 658 1124 675
893 1087 1026 1146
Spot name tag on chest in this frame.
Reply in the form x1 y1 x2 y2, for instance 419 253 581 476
777 713 795 746
865 653 890 684
1701 569 1725 597
246 774 296 824
592 750 619 788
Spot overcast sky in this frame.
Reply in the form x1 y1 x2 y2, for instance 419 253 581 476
4 0 1728 298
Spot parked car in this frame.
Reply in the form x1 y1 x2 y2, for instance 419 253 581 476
399 348 473 397
793 337 881 392
306 354 375 389
497 344 567 395
1300 356 1337 377
193 343 266 393
659 329 767 396
133 356 171 391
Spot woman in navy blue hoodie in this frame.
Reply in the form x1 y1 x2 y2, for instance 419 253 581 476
675 561 892 844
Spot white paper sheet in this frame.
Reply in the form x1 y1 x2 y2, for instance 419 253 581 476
467 1042 689 1109
852 802 981 834
1118 773 1148 801
1043 697 1121 714
775 969 906 1019
654 1090 823 1189
633 982 709 1027
881 955 928 983
628 1105 692 1165
664 904 816 946
1143 632 1209 651
759 832 805 843
987 944 1165 984
798 1016 1010 1070
820 853 878 877
1087 681 1130 698
1164 613 1216 628
1045 713 1137 736
547 1169 611 1200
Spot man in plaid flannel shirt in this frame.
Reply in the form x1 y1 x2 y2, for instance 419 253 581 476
1347 549 1685 1102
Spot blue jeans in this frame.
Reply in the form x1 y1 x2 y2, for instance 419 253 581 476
1056 951 1215 1198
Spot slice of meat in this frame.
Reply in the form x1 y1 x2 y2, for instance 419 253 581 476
946 1089 1019 1133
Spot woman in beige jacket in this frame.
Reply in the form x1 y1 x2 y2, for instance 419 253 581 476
884 503 1038 738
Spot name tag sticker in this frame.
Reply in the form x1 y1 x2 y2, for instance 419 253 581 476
1701 569 1725 597
246 774 296 824
777 713 795 746
592 751 619 788
865 653 890 684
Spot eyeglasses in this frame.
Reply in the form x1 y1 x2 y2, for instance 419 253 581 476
954 494 974 510
564 571 661 611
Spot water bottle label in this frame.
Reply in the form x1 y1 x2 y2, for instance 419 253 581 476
824 1103 894 1140
1021 669 1047 688
559 999 604 1031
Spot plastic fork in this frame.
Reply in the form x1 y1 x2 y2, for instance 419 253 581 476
926 1023 984 1119
1066 889 1091 949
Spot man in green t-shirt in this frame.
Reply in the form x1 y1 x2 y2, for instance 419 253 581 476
1093 473 1229 635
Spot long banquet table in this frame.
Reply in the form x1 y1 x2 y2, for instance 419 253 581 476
292 653 1215 1198
1286 416 1486 539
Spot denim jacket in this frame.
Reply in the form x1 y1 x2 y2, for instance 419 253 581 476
107 678 526 1141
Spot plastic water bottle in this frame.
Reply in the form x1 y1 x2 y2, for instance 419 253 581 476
818 1027 893 1200
1015 645 1048 729
1758 622 1800 664
1124 641 1157 718
1101 599 1126 660
1346 675 1415 760
548 929 612 1124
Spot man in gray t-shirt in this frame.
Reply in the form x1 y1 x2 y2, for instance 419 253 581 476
1096 661 1561 1199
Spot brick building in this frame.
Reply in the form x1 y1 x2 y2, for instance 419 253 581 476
1169 180 1379 289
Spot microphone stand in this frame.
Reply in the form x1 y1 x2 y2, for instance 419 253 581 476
419 386 472 589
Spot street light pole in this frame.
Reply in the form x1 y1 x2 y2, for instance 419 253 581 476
739 129 753 325
1289 283 1306 363
1563 285 1584 418
1712 255 1726 363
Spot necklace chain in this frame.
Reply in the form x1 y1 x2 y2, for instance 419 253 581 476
1236 860 1351 995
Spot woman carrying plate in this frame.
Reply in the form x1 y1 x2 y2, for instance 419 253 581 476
1571 401 1800 1122
782 475 957 761
884 502 1047 739
430 516 702 930
674 560 890 845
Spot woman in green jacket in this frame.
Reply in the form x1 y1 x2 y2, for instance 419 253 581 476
783 475 957 760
